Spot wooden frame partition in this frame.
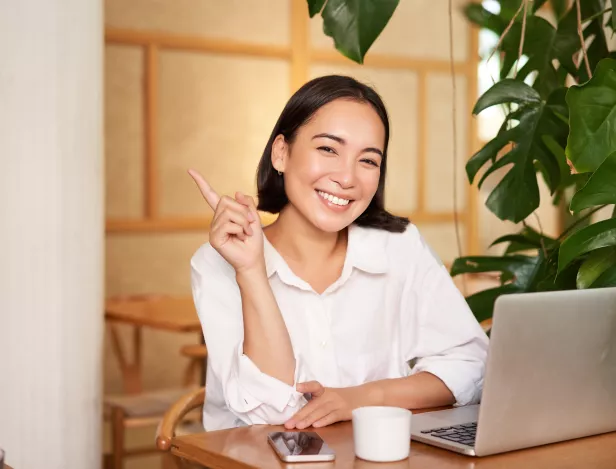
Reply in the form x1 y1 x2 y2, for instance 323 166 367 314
104 0 481 256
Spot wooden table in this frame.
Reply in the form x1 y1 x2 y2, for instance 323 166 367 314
171 421 616 469
105 296 201 332
105 296 202 393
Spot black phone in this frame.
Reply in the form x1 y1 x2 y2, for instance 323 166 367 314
267 431 336 462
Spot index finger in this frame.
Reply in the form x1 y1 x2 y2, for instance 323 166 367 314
188 169 220 210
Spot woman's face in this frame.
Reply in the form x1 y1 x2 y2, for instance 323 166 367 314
272 99 385 233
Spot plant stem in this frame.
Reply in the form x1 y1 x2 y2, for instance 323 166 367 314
448 0 466 295
583 7 612 24
576 0 593 79
514 0 530 79
558 205 607 240
486 0 526 66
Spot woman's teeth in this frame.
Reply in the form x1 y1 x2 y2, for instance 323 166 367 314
317 190 350 206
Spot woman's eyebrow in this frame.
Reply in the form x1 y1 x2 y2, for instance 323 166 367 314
312 133 383 157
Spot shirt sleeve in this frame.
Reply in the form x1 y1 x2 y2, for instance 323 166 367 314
400 227 489 406
190 244 309 425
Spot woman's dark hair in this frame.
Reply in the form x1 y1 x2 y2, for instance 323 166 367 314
256 75 409 233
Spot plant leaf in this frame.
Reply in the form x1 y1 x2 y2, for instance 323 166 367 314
570 151 616 212
307 0 327 17
473 79 541 114
463 3 506 34
576 247 616 289
451 254 543 321
491 226 558 254
591 264 616 288
466 285 523 323
318 0 400 64
566 58 616 173
558 218 616 273
466 85 568 222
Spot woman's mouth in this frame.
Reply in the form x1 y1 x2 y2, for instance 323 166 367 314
316 190 353 210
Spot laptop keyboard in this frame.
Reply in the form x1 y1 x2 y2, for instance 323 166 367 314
420 422 477 447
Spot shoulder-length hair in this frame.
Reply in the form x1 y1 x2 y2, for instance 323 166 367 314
256 75 409 233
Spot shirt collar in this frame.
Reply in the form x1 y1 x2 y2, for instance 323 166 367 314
263 224 388 281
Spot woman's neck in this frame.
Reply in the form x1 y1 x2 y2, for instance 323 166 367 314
264 205 348 266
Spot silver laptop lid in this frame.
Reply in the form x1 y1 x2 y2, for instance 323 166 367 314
475 287 616 456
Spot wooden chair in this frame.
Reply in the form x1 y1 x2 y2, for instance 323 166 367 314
156 387 207 469
103 295 207 469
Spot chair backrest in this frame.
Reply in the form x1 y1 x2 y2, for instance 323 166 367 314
156 387 206 451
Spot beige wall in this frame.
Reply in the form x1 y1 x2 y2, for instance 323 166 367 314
103 0 480 395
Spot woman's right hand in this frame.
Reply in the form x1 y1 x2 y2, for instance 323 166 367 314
188 169 265 274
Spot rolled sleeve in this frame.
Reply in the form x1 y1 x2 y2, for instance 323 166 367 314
191 243 310 428
402 227 489 406
233 346 309 413
412 344 485 405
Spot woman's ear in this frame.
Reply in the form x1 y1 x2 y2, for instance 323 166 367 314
271 135 288 174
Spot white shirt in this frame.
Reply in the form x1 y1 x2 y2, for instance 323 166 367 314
190 223 488 431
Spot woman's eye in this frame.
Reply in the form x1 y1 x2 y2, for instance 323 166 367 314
318 146 336 154
361 158 380 167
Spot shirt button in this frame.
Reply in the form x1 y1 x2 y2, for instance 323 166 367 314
320 341 327 348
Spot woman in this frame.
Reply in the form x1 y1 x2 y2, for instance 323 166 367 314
189 75 488 432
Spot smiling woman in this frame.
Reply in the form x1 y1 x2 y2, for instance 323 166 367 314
256 75 408 233
189 75 488 431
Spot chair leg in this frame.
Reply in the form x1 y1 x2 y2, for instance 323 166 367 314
110 407 126 469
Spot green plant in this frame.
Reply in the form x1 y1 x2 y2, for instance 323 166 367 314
307 0 616 323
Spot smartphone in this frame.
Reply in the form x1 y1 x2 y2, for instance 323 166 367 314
267 431 336 462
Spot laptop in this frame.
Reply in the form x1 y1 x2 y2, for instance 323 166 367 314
411 287 616 457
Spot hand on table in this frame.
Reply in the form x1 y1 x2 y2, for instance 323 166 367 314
188 169 264 273
285 381 368 429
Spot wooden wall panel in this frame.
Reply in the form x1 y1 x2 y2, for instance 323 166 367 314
157 52 290 217
104 45 145 218
416 222 467 265
105 0 290 46
105 232 207 296
425 73 468 213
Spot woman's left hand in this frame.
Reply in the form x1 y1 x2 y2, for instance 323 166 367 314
284 381 368 429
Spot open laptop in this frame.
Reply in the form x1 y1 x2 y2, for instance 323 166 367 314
411 287 616 457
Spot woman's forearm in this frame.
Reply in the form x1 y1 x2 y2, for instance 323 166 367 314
366 372 456 409
236 266 296 385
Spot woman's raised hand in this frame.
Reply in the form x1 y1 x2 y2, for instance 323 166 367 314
188 169 265 274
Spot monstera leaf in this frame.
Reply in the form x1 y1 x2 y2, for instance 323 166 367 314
450 255 543 322
567 59 616 173
570 151 616 212
576 247 616 289
465 0 608 97
466 80 568 222
307 0 399 63
558 218 616 273
491 226 558 254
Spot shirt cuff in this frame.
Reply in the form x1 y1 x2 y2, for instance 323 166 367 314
235 345 309 413
412 359 482 406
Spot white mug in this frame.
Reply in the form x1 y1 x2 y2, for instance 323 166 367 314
352 406 412 462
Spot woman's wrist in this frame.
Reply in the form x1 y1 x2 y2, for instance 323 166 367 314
360 380 386 407
235 262 268 286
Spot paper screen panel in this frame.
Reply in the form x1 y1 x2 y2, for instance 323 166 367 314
414 222 467 265
309 65 418 213
105 232 207 296
309 0 468 61
105 0 290 46
425 73 468 212
105 45 145 218
158 51 290 217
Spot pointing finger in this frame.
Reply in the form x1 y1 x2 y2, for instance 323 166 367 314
188 169 220 210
